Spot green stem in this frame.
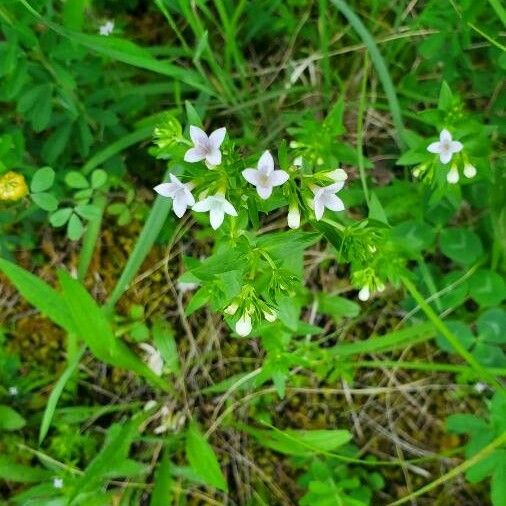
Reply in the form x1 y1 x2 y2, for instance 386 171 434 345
387 431 506 505
401 276 505 392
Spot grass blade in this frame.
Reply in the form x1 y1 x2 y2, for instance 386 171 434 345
39 347 85 444
330 0 405 148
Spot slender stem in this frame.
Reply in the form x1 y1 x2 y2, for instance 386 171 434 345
357 52 370 205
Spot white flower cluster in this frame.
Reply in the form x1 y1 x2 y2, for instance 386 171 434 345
154 125 348 230
426 129 476 184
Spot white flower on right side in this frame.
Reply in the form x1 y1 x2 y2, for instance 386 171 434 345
139 343 164 377
242 150 289 200
184 125 226 167
312 182 345 221
154 174 195 218
427 129 463 165
192 194 237 229
99 21 114 36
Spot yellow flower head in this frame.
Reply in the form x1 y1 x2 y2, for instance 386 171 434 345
0 171 29 201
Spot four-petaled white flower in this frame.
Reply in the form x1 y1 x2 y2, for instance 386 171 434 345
99 21 114 36
53 478 64 489
154 174 195 218
242 151 289 199
312 182 345 221
184 126 226 167
427 129 463 165
192 194 237 230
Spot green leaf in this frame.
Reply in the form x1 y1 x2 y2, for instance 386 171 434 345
438 81 454 110
0 258 76 334
62 0 89 30
436 320 474 353
67 213 85 240
30 166 55 193
0 457 50 482
446 414 488 435
0 405 26 430
368 192 389 225
149 450 173 506
440 228 483 265
492 461 506 506
75 204 101 221
57 271 169 391
152 319 180 374
39 347 85 444
31 191 58 211
477 308 506 344
469 270 506 307
185 422 228 491
65 170 89 189
50 207 73 227
91 169 107 189
245 425 352 456
317 293 360 321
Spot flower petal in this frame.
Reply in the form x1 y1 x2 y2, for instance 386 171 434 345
184 147 206 163
209 207 225 229
450 140 463 153
439 150 453 165
242 168 260 186
427 142 442 154
192 198 211 212
206 149 222 166
209 127 226 148
314 197 325 220
270 170 289 186
323 193 345 212
189 125 208 146
173 195 187 218
257 185 273 200
440 129 452 143
169 174 182 185
154 183 177 198
257 150 274 175
184 188 195 206
327 181 345 193
222 199 237 216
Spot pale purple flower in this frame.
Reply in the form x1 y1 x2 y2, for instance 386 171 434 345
184 125 226 166
242 151 289 199
312 182 345 221
427 129 463 165
154 174 195 218
192 194 237 229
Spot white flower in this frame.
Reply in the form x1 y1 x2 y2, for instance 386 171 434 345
8 386 18 396
154 174 195 218
53 478 64 489
235 314 252 336
446 165 459 184
99 21 114 36
427 129 463 165
224 302 239 315
242 151 289 200
312 182 345 221
293 156 303 167
464 163 477 179
474 382 487 393
192 194 237 230
139 343 164 376
177 281 198 293
287 204 301 229
184 125 226 166
358 286 370 301
327 168 348 182
144 400 158 411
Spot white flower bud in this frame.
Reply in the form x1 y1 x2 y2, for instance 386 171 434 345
53 478 64 489
463 163 477 179
377 283 385 293
446 166 459 184
235 314 252 337
358 286 370 301
287 205 301 229
224 302 238 315
8 386 18 396
144 400 157 411
413 167 421 178
263 310 277 322
327 168 348 182
293 156 303 167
